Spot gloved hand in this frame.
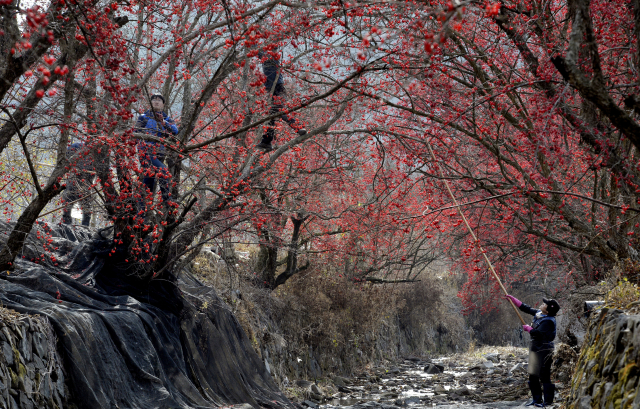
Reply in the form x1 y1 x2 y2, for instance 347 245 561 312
523 325 532 333
154 112 166 127
504 294 522 307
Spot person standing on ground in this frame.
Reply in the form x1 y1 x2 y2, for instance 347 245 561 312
134 94 178 216
504 295 561 407
61 142 94 226
256 49 306 151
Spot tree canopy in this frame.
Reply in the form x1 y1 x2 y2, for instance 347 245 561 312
0 0 638 311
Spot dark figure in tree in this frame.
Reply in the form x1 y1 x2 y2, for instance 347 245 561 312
505 295 561 407
256 50 306 151
134 94 178 215
61 142 94 226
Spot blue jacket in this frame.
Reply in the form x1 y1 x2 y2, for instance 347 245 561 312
135 110 178 139
520 303 556 353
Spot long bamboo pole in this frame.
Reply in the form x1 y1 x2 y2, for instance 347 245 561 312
424 138 526 325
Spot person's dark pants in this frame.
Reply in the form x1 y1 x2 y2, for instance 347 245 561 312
528 349 553 404
262 84 299 144
138 143 171 215
61 177 92 226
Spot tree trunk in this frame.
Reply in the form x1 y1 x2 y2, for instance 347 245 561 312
256 228 278 288
273 213 308 289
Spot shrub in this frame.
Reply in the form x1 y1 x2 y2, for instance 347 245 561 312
605 278 640 309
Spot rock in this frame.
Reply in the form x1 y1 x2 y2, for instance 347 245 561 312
296 380 313 388
390 367 401 374
484 353 500 363
53 391 63 409
309 392 323 402
302 400 319 409
19 392 33 409
577 396 593 409
307 383 323 400
1 328 12 346
509 363 525 374
455 385 470 395
22 375 33 395
468 365 482 371
459 372 473 379
55 368 64 396
482 361 494 369
404 396 421 405
38 374 51 400
433 384 447 394
2 342 13 366
380 391 398 399
333 375 349 386
32 355 45 371
393 398 406 406
557 371 570 382
424 364 443 374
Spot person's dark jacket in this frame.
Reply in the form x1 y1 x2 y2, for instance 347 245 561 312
258 51 284 93
519 303 556 352
67 143 93 174
135 110 179 139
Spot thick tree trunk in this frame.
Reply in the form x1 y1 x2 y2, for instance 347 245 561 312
256 229 278 287
273 214 308 289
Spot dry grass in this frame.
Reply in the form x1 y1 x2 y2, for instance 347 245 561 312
605 278 640 309
188 249 470 384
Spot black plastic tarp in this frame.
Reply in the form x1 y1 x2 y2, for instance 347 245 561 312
0 221 291 409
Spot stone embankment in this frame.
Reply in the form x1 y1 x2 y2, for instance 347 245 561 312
0 307 66 409
567 305 640 409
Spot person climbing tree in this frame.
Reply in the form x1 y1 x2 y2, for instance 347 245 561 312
134 94 179 216
256 49 306 151
504 295 560 407
61 142 94 226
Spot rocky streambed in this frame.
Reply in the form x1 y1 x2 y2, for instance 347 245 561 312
286 347 572 409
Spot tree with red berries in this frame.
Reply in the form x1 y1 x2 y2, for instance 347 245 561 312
0 0 637 306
